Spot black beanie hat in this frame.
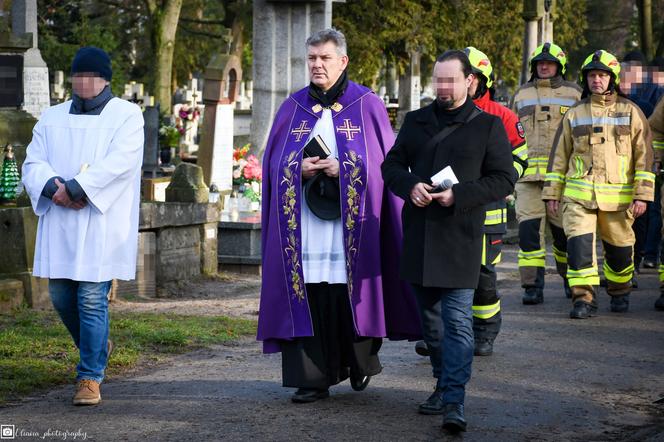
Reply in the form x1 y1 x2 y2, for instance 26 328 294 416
71 46 112 81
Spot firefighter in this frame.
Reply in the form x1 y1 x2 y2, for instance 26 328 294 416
542 50 655 318
511 42 582 305
649 95 664 311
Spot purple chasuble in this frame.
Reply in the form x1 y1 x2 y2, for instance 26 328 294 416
257 81 422 353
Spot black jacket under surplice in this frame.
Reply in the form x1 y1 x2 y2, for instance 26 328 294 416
381 97 516 288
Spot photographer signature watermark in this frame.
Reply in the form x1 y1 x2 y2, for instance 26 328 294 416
1 425 88 440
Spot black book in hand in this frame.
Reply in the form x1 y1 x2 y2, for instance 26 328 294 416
303 135 331 159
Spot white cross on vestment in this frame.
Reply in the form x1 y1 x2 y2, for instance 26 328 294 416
336 119 361 141
291 120 312 142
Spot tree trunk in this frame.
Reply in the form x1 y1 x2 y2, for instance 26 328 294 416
638 0 653 60
148 0 183 113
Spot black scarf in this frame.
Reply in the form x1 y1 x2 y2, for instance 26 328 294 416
70 85 114 115
308 70 348 108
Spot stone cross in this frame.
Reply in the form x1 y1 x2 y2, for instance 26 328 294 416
51 70 65 101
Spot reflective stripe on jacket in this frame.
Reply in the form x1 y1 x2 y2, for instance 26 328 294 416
511 76 582 182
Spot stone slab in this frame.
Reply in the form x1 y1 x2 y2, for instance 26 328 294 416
0 278 24 313
0 207 38 274
218 228 261 257
156 226 201 283
139 202 220 230
219 212 261 229
0 271 50 309
218 263 261 276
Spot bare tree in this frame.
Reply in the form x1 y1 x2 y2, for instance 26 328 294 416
637 0 654 60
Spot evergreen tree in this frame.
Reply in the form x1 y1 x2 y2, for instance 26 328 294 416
0 144 21 204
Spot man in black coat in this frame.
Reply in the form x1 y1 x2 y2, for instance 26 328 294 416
381 50 515 433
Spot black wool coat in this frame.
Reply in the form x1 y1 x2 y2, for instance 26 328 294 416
381 97 516 288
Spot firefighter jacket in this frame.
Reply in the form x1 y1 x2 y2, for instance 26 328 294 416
542 92 655 211
474 92 529 234
649 96 664 163
511 76 582 182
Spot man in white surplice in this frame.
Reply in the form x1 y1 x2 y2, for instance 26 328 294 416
22 47 144 406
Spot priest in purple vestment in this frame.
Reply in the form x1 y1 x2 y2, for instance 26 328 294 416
257 28 421 403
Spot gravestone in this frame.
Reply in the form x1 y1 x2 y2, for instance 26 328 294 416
11 0 50 118
51 70 65 102
122 81 154 108
236 81 252 110
0 55 23 107
251 0 337 153
142 105 160 178
197 53 242 192
165 162 209 203
0 5 37 153
173 79 202 155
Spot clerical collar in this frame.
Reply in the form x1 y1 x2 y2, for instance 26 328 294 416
308 70 348 108
70 85 114 115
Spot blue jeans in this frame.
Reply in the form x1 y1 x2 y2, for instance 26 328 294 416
49 279 112 383
411 284 474 405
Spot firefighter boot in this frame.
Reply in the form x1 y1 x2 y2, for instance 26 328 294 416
473 312 501 357
656 293 664 311
564 279 572 299
522 287 543 305
610 295 630 313
570 301 598 319
570 287 597 319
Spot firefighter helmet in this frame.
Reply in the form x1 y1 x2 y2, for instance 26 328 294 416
580 50 621 85
530 42 567 76
464 46 493 88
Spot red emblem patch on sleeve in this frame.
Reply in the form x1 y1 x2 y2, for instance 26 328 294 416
516 121 525 139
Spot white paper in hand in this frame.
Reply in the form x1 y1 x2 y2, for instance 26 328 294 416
431 165 459 186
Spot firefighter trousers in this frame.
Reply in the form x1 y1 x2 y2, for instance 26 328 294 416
562 201 635 305
515 181 568 289
473 233 502 342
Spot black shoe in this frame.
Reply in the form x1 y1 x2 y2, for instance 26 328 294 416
291 388 330 403
418 387 445 415
570 301 597 319
631 276 638 289
610 295 630 313
415 340 430 357
655 294 664 311
522 287 543 305
643 259 656 269
442 403 467 433
350 374 371 391
474 339 493 356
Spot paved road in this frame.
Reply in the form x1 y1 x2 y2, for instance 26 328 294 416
2 245 663 441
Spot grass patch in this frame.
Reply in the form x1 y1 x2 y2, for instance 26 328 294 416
0 309 257 404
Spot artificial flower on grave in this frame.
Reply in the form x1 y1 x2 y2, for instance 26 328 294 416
159 123 180 148
232 143 262 203
174 103 202 135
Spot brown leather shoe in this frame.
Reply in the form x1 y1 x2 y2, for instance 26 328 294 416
73 379 101 405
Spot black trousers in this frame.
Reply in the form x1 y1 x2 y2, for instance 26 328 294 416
281 283 382 389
